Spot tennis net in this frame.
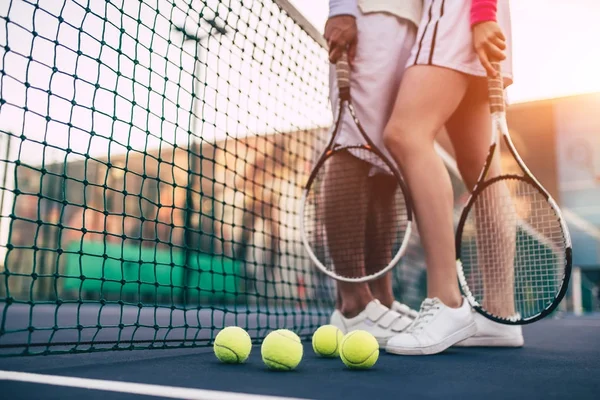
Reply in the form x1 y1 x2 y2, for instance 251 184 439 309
0 0 468 356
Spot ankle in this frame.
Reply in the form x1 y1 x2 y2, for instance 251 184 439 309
374 295 394 309
369 284 394 308
442 296 463 309
340 298 373 318
430 294 462 309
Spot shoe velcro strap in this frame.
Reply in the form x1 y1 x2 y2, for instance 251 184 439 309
365 304 389 322
374 310 402 329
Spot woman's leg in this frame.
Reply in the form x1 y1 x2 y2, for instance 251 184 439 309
445 78 498 190
446 78 516 318
383 65 469 308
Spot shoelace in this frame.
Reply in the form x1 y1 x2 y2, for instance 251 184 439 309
407 300 441 333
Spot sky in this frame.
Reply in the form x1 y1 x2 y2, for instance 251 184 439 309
290 0 600 104
0 0 331 165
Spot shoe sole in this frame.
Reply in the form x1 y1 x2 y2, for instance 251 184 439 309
376 337 390 348
453 335 524 348
385 321 477 356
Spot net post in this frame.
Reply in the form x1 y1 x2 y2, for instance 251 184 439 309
572 266 583 316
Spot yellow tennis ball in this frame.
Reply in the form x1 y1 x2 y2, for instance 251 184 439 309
213 326 252 364
339 330 379 369
312 325 344 357
261 329 303 370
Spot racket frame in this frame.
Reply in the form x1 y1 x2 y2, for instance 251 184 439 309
455 62 573 325
300 53 413 283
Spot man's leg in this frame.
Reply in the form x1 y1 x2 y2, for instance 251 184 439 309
365 174 398 308
325 153 414 347
328 13 415 315
325 11 418 345
323 151 373 317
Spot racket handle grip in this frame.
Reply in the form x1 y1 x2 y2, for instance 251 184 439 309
487 61 505 114
336 52 351 100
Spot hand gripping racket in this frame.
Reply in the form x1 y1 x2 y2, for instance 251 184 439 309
456 62 573 324
300 53 413 282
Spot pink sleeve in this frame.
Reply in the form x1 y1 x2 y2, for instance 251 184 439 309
470 0 497 27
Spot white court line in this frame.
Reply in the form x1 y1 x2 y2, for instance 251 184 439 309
0 370 308 400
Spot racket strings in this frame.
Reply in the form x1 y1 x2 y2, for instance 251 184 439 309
303 148 409 280
461 178 566 320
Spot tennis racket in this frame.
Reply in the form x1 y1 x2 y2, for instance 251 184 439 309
456 62 572 324
300 52 413 282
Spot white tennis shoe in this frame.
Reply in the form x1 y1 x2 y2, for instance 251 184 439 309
391 300 419 319
386 297 477 355
330 300 414 347
453 310 524 347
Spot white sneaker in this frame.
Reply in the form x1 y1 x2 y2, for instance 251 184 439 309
453 310 524 347
386 297 477 355
391 301 419 320
330 300 413 347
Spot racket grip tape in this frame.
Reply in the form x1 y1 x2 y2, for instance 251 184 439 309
336 52 351 99
487 61 505 114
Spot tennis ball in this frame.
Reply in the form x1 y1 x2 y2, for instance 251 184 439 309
261 329 303 370
339 330 379 369
213 326 252 364
312 325 344 357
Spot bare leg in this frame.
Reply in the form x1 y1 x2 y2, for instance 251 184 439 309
365 173 398 308
474 183 516 317
383 66 469 308
445 79 516 316
324 11 418 317
323 151 373 317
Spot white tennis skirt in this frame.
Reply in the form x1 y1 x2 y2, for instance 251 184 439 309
407 0 514 86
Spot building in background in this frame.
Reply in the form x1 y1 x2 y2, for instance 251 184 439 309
0 127 328 306
509 93 600 310
432 92 600 311
507 93 600 268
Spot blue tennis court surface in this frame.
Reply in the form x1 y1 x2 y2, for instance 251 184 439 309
1 316 598 400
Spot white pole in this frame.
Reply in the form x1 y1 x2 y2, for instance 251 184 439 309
0 134 13 266
572 266 583 316
558 292 568 312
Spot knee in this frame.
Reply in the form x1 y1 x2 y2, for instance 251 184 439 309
382 120 400 149
383 120 429 163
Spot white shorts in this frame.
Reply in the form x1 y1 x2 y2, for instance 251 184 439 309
408 0 514 86
329 12 417 158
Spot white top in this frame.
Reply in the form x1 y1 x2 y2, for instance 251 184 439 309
329 0 423 26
